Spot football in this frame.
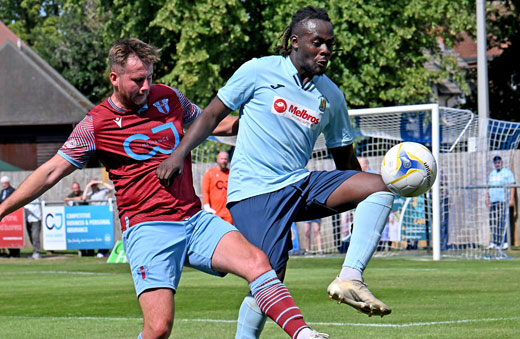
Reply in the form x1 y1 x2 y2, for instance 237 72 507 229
380 142 437 197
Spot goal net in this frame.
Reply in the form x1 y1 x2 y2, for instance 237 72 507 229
191 105 520 260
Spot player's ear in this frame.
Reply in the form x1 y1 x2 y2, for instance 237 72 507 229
109 71 119 87
290 34 299 49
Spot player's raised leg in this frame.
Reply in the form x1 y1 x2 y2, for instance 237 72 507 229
325 172 394 317
212 230 328 339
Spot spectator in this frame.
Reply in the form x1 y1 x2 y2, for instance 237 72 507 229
81 179 114 258
201 151 232 223
1 176 19 257
1 176 15 202
485 156 516 250
303 219 322 254
24 198 42 259
358 157 377 174
63 181 87 205
81 179 114 204
386 211 400 245
406 196 425 250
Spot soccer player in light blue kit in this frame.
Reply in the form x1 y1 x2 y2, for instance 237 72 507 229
158 6 394 338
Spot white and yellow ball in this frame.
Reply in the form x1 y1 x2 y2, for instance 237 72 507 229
381 142 437 197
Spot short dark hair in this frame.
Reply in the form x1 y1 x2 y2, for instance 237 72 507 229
274 6 331 57
493 156 502 162
109 38 160 71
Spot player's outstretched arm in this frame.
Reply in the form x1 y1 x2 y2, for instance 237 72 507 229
0 154 77 220
156 96 231 186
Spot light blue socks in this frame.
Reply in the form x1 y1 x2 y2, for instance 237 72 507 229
341 191 394 279
235 294 267 339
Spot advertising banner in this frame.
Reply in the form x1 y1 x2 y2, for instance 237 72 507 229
42 204 114 250
0 208 24 248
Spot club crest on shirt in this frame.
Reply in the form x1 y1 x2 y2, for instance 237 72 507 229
271 96 321 129
319 98 327 112
153 99 170 114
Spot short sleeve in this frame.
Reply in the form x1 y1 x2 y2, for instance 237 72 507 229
58 115 96 169
217 58 257 111
322 93 354 149
172 88 201 126
507 169 516 184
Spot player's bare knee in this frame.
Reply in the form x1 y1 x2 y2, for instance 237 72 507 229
145 317 173 339
247 248 271 278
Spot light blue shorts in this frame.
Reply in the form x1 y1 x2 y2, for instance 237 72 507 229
122 210 237 297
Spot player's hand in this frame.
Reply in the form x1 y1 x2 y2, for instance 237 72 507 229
156 154 184 186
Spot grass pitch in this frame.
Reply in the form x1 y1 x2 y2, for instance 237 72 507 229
1 252 519 338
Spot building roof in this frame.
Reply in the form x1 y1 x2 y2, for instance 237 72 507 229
0 21 94 126
0 20 26 47
453 32 504 67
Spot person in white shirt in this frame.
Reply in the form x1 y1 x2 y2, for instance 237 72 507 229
24 198 42 259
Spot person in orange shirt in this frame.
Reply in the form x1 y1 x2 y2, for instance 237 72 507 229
202 151 233 223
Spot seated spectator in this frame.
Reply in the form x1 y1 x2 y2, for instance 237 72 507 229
63 182 88 205
82 179 114 204
82 179 114 257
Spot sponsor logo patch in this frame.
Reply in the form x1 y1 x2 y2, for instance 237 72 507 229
271 96 322 129
113 117 122 128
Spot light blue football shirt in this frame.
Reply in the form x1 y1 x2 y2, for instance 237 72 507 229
217 56 354 202
488 168 515 202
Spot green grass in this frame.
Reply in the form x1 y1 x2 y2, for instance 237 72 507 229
1 252 519 338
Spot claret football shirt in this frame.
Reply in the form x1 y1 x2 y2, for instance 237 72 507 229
59 84 202 231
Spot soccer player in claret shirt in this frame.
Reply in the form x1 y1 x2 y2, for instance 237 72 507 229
0 39 328 339
157 6 394 339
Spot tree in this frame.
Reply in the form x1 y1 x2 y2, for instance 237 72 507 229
151 0 475 108
151 0 252 106
45 0 111 103
3 0 477 109
0 0 61 46
1 0 111 103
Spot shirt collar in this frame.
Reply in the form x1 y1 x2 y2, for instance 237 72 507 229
282 56 317 91
108 97 148 114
